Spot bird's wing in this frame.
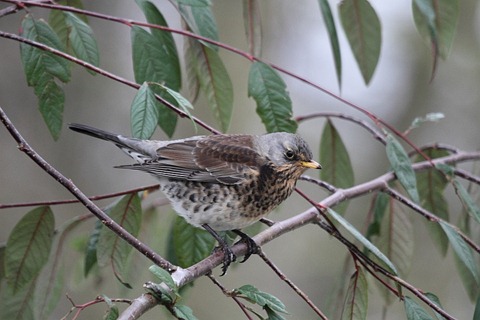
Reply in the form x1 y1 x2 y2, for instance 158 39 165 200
116 135 262 184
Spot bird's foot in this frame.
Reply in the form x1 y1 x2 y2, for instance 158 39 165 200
203 224 237 276
214 243 236 276
233 229 260 263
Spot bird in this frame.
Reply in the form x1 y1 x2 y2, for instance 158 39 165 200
69 123 321 274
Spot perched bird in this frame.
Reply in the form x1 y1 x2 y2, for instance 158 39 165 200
69 124 321 274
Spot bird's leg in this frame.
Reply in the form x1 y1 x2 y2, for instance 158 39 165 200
232 229 260 263
202 224 235 276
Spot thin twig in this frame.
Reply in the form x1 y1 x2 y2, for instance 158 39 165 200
299 174 337 193
61 294 132 320
206 273 254 320
0 106 176 272
295 112 387 145
385 187 480 254
0 3 19 17
454 168 480 185
0 184 160 209
256 250 328 319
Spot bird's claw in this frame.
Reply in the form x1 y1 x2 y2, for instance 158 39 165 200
238 236 259 263
233 229 260 263
214 244 236 276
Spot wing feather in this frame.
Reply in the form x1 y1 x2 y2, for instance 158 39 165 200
116 135 263 184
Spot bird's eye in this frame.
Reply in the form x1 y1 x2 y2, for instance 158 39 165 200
284 149 295 160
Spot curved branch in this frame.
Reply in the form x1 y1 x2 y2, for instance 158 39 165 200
295 112 387 145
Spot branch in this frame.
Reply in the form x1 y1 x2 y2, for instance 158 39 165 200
206 273 254 320
0 184 160 209
0 105 176 272
295 112 387 145
257 250 328 319
116 294 157 320
385 187 480 254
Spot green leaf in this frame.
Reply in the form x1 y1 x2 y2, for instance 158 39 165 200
20 15 70 140
234 284 288 314
248 61 297 133
84 220 102 277
49 0 87 51
413 0 458 59
144 281 174 304
172 216 215 268
374 198 414 277
416 149 450 256
178 3 219 49
320 119 354 187
148 265 177 292
184 37 201 103
131 23 180 137
404 296 434 320
341 268 368 320
454 213 479 301
474 294 480 320
35 263 65 320
20 15 70 84
242 0 262 57
372 198 414 304
320 119 354 213
131 82 160 139
189 41 233 132
136 0 182 81
318 0 342 88
386 134 420 204
64 12 99 75
265 307 287 320
174 304 199 320
452 179 480 224
4 206 55 293
36 215 83 320
339 0 381 84
440 221 480 285
424 292 444 320
37 77 65 140
102 295 119 320
154 83 197 130
0 277 37 320
327 208 398 275
436 163 480 224
97 194 142 288
366 192 389 239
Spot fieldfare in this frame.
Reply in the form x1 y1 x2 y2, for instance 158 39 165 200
70 123 321 274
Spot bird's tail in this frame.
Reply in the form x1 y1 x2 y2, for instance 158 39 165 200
69 123 157 164
69 123 124 145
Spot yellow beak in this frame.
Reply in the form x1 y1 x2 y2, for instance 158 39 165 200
300 160 322 169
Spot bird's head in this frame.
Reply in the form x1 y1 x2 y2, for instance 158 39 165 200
256 132 321 174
